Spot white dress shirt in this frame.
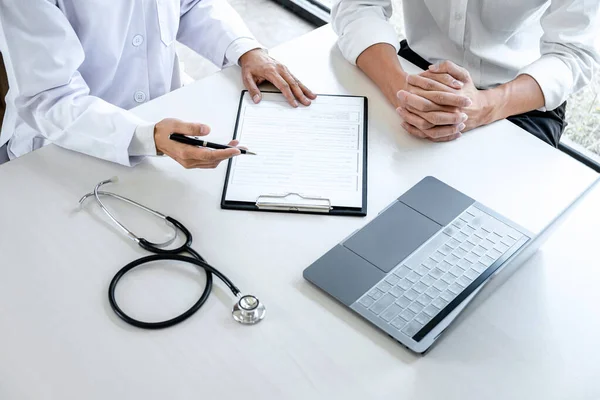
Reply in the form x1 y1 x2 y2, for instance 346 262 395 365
0 0 261 165
332 0 600 111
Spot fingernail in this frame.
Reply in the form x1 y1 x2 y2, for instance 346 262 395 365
458 123 466 131
293 100 298 107
396 90 405 99
429 64 439 71
253 94 261 104
453 80 464 87
460 113 468 122
465 98 473 107
201 126 210 134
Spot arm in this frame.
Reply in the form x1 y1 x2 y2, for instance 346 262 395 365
407 0 600 136
178 0 316 107
0 0 153 166
332 0 405 105
518 0 600 111
178 0 261 67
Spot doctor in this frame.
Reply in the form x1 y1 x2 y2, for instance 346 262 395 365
0 0 316 168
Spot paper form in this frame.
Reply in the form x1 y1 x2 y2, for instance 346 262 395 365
224 92 366 208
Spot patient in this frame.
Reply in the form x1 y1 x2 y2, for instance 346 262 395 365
332 0 600 146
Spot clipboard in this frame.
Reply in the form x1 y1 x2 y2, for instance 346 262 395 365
221 90 368 217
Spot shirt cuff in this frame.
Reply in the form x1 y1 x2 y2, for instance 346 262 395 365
129 123 158 156
224 37 264 67
337 17 399 65
518 55 574 111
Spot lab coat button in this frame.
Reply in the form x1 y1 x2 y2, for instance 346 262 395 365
132 35 144 47
134 91 147 103
454 12 463 21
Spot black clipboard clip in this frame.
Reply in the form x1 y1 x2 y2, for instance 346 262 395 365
255 193 333 213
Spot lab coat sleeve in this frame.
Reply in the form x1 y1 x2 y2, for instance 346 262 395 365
178 0 263 67
0 0 153 166
332 0 399 65
518 0 600 111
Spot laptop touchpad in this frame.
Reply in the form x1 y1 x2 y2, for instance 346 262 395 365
344 201 441 273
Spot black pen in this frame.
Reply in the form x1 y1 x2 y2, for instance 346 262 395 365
169 133 256 155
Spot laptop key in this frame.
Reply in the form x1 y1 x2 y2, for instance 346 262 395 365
368 288 384 300
385 274 400 286
464 268 480 281
370 294 395 315
389 285 405 298
432 296 448 310
429 267 444 279
420 274 435 286
404 289 419 301
359 296 375 308
416 293 433 307
415 312 431 325
406 271 420 283
408 301 425 314
395 265 411 278
424 304 440 317
399 309 416 322
425 286 441 299
398 278 412 291
448 283 463 294
380 304 403 322
377 281 393 293
440 290 455 302
395 296 411 309
412 281 427 294
433 279 449 291
402 320 424 337
415 264 429 276
391 316 408 330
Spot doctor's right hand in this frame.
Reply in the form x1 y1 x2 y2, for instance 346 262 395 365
154 118 241 169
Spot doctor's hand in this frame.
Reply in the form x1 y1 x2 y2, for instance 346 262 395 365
399 61 493 141
239 48 317 108
154 118 241 169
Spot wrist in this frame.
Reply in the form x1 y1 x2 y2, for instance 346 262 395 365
479 88 504 125
238 48 265 67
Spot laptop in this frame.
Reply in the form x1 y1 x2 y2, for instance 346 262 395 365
303 176 598 354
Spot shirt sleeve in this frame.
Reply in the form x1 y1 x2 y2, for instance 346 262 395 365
332 0 399 65
518 0 600 111
178 0 261 68
0 0 150 166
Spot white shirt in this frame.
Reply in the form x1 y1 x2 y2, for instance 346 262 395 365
332 0 600 111
0 0 261 165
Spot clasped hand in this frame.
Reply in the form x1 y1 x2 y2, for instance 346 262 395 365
396 61 490 142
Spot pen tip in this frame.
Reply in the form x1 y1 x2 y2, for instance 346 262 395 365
247 151 257 155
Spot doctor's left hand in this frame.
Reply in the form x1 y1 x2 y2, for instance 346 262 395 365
239 49 317 108
154 118 241 169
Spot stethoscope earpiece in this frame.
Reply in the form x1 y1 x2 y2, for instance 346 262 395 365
232 295 266 325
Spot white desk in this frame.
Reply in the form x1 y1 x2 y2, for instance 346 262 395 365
0 26 599 399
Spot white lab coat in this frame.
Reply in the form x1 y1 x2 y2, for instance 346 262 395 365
0 0 261 165
333 0 600 111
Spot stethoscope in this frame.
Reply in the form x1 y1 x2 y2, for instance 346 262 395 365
78 177 266 328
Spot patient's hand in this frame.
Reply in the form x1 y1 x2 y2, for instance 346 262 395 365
399 61 493 141
395 65 472 142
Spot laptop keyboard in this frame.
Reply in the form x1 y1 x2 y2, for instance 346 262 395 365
354 205 526 341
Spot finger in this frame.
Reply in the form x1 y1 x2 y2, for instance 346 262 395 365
292 74 317 100
172 120 211 136
407 74 459 92
428 133 462 142
423 122 466 139
408 71 465 92
266 71 298 107
429 60 471 83
405 105 468 126
280 69 311 106
415 89 472 108
228 139 240 147
179 147 240 162
396 107 435 130
397 90 460 113
401 122 427 139
243 73 262 104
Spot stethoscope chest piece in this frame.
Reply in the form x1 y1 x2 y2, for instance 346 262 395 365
232 295 266 325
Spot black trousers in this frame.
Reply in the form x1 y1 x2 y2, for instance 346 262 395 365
398 40 566 147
